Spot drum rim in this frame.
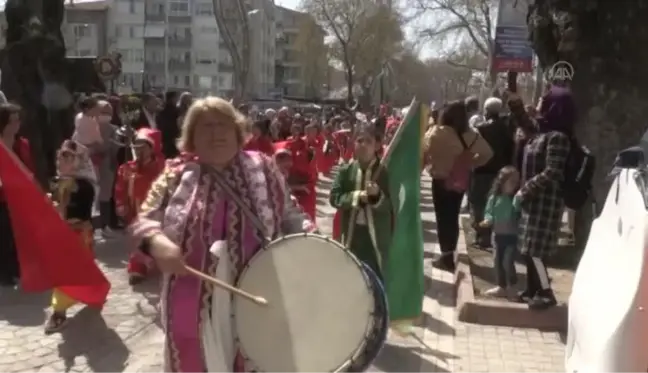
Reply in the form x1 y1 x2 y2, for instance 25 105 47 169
231 233 377 372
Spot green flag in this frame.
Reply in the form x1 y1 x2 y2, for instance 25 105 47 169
382 98 427 323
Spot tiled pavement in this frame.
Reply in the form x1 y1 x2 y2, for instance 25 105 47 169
0 171 566 372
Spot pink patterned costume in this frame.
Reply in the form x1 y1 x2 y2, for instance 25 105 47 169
130 151 315 372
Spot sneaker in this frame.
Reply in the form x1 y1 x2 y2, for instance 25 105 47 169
44 312 68 335
517 289 534 303
483 286 507 297
528 290 557 310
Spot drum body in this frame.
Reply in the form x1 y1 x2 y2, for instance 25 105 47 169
232 233 388 372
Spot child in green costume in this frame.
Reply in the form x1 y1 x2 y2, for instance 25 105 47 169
329 125 393 279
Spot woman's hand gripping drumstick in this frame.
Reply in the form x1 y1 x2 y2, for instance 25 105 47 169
149 233 268 306
184 266 269 306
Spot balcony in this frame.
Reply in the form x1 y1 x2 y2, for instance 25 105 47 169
145 12 166 23
144 34 193 47
218 63 234 73
169 59 192 70
144 59 192 72
168 14 192 23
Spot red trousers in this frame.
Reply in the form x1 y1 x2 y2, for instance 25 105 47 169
296 186 317 224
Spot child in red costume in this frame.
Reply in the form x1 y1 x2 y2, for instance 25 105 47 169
243 119 274 156
334 125 354 163
303 122 321 178
318 124 339 175
286 132 317 223
114 128 164 285
274 141 312 213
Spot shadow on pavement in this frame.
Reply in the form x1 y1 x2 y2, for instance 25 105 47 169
58 307 129 372
94 235 129 269
0 289 48 326
420 313 455 336
131 276 162 328
374 343 451 372
424 273 455 308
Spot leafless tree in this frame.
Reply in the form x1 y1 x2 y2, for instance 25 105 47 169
411 0 496 83
301 0 403 107
212 0 251 102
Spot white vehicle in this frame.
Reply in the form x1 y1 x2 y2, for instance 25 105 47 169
565 147 648 372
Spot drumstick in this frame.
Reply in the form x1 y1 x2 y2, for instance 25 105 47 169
184 265 269 306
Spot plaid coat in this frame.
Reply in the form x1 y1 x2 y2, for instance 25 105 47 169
518 131 570 257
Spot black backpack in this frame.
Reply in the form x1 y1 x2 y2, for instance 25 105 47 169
562 138 595 210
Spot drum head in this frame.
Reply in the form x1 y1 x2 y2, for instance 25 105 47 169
233 234 375 372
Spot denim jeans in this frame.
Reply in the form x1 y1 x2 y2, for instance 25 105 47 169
493 233 518 288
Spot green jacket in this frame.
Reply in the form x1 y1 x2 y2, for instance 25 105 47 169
329 159 393 274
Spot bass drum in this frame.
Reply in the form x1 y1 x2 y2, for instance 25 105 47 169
232 233 388 372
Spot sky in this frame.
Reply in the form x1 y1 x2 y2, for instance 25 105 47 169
274 0 442 59
275 0 301 10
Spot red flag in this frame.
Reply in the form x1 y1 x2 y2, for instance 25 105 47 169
0 142 110 308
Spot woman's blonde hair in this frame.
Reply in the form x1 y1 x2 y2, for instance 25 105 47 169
176 96 247 152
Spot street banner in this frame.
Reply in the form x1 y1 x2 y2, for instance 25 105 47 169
492 0 534 73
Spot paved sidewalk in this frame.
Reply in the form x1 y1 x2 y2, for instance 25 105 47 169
0 172 566 372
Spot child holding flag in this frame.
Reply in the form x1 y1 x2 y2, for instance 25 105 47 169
329 124 393 279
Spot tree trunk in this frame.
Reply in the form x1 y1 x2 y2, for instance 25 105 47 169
1 0 70 186
528 1 648 253
345 66 354 108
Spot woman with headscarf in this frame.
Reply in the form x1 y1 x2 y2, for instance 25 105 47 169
515 86 573 310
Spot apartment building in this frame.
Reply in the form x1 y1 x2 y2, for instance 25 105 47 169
0 0 324 99
275 5 326 98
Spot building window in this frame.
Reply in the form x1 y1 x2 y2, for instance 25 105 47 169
129 0 136 13
169 1 190 16
195 51 217 65
77 49 94 57
184 75 191 87
120 49 145 63
170 26 191 40
199 26 218 35
72 24 93 38
195 2 213 16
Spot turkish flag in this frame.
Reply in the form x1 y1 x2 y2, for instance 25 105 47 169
0 142 110 308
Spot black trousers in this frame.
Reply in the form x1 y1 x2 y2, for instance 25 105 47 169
432 179 465 254
99 199 120 229
468 173 497 245
0 203 20 281
524 254 551 295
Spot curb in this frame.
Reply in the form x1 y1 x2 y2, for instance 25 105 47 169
456 217 567 331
